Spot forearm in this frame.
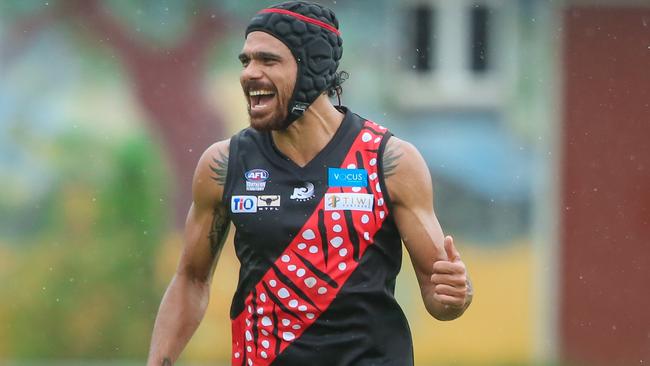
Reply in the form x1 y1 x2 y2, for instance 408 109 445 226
147 273 211 366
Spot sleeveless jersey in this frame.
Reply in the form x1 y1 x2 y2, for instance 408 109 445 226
223 107 413 366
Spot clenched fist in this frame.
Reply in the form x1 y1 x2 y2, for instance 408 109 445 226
431 235 472 309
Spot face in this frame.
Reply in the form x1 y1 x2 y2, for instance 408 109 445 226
239 31 298 131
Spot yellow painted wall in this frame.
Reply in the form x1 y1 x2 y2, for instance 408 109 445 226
400 242 534 365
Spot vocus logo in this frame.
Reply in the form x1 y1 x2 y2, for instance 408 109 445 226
328 168 368 187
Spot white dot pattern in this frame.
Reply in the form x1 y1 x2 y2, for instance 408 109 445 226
296 268 306 277
277 288 289 298
302 229 316 240
304 277 317 288
330 236 343 248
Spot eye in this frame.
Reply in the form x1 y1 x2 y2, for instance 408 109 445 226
262 57 277 65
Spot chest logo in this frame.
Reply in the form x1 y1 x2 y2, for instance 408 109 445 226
290 182 315 201
324 193 374 212
258 195 280 210
231 195 258 213
328 168 368 187
245 169 269 191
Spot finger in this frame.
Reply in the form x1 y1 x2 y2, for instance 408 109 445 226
432 261 465 275
444 235 461 263
430 273 467 287
435 284 466 298
433 293 465 308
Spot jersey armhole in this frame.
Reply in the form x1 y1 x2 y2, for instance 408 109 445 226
377 132 396 216
222 134 239 206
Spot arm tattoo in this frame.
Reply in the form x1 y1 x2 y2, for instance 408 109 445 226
209 150 229 185
382 143 403 177
161 357 172 366
208 204 230 258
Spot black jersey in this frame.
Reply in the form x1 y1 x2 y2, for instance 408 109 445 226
223 107 413 366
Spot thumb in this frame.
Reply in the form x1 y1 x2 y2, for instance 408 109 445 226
444 235 461 262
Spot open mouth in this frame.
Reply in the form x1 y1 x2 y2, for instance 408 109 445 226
249 89 276 111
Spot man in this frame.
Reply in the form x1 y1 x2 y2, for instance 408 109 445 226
147 1 473 365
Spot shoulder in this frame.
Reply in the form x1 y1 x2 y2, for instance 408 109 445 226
382 136 432 206
192 139 231 208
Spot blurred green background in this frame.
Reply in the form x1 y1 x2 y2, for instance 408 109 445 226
1 1 649 365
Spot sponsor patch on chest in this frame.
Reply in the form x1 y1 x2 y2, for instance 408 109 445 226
231 195 258 213
245 169 269 191
328 168 368 187
324 193 374 212
258 195 280 210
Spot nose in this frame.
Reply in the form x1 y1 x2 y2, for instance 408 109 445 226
241 61 263 82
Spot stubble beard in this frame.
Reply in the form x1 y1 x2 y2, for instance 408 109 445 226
248 99 290 132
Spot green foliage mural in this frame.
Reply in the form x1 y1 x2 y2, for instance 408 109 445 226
0 128 168 359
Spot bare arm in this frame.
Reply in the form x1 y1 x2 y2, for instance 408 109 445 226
146 140 231 365
383 137 473 321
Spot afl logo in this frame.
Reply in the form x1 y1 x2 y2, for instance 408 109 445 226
245 169 269 182
245 169 269 191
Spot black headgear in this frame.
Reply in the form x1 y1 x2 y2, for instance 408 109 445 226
245 1 343 126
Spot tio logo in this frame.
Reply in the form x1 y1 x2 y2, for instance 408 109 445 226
231 196 257 213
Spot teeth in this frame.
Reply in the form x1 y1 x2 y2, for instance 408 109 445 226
249 90 274 97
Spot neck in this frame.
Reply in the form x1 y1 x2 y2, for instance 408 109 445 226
272 95 345 167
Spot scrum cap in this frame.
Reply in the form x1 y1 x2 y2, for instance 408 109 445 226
245 1 343 125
